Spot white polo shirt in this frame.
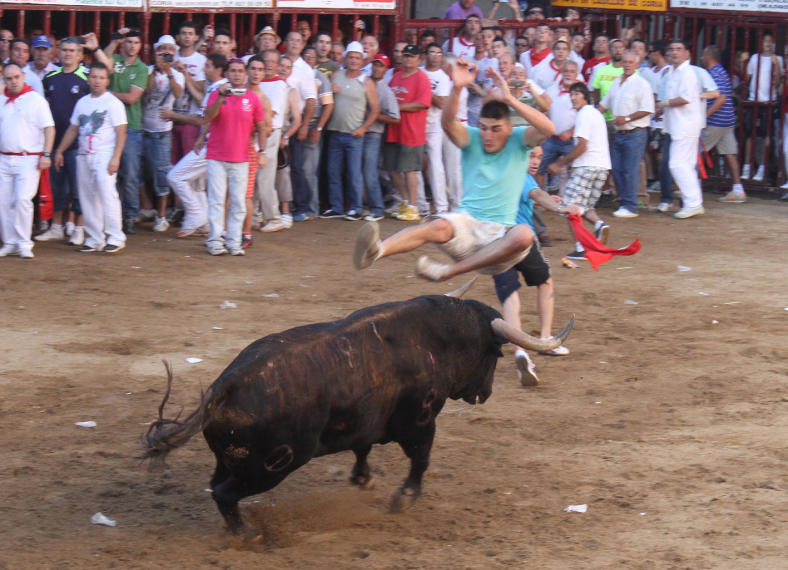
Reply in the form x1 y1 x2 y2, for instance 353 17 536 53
599 72 654 130
0 89 54 153
259 76 289 129
664 59 703 140
545 83 576 135
288 57 317 113
572 104 611 169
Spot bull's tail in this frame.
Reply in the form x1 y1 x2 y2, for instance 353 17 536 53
140 361 211 469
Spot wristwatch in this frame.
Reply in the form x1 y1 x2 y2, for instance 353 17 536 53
625 115 631 123
42 152 52 158
167 74 174 79
316 126 323 132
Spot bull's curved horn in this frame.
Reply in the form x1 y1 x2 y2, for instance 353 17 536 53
444 276 478 298
491 315 574 352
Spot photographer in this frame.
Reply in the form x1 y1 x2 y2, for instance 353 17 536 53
142 35 185 232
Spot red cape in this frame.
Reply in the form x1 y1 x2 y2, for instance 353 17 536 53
568 214 641 271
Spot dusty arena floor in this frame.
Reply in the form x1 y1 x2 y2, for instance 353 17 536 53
1 194 786 569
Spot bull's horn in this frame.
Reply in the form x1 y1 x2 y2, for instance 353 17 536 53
444 276 477 298
491 315 574 352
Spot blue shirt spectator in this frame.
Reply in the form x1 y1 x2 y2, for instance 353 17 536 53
706 63 735 128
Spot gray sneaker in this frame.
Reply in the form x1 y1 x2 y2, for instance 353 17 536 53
208 244 228 256
228 247 245 256
515 351 539 386
354 221 381 269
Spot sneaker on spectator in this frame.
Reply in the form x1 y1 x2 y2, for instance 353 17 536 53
396 204 421 222
35 224 65 241
718 191 746 203
195 225 210 236
103 243 124 253
19 249 34 259
612 207 638 218
780 180 788 190
65 221 75 237
752 165 765 182
656 202 672 213
388 202 408 219
77 244 99 253
261 219 287 232
68 226 85 246
293 212 315 222
741 164 751 179
208 244 228 256
242 234 253 249
123 218 136 235
320 209 344 218
415 255 449 282
281 213 293 228
0 244 20 257
594 223 610 244
515 350 539 387
137 208 157 222
344 210 363 221
176 227 197 238
364 213 383 222
565 250 586 261
153 216 170 232
673 205 705 219
646 180 661 192
228 247 245 256
39 219 49 232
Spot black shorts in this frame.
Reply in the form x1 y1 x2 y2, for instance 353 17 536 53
492 240 551 303
743 105 779 138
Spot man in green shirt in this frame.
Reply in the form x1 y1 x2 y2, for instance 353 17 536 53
591 39 624 124
91 28 148 234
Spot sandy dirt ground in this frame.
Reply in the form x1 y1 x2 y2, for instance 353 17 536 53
1 194 786 569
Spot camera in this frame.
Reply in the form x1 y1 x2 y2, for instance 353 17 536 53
161 53 173 62
508 79 525 88
229 88 247 96
111 31 125 40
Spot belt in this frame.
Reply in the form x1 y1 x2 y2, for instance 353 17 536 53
1 151 42 156
616 127 647 134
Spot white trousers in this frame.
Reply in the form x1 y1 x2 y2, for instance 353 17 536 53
167 147 208 231
255 128 282 221
668 136 703 209
426 129 448 212
206 159 248 250
77 152 125 248
0 154 42 250
443 132 462 211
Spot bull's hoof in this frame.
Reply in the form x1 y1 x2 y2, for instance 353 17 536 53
349 474 375 490
389 487 420 514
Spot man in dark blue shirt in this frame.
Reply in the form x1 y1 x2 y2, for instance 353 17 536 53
36 37 90 245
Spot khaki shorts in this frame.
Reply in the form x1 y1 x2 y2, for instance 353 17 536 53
701 126 738 156
434 211 531 275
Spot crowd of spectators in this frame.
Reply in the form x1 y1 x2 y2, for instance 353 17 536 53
0 4 785 259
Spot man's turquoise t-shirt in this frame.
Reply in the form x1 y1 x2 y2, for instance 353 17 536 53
458 126 532 227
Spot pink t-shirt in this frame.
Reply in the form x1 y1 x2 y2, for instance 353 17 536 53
387 69 432 147
205 89 264 162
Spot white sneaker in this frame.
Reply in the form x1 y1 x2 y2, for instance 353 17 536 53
153 216 170 232
415 255 450 282
208 244 228 256
752 165 765 182
612 207 639 218
515 351 539 386
741 164 751 179
780 180 788 190
656 202 672 213
228 247 245 256
68 226 85 246
65 221 75 237
34 224 65 241
39 219 49 232
261 219 287 233
19 249 34 259
138 208 157 222
674 205 705 219
281 213 293 228
0 244 20 257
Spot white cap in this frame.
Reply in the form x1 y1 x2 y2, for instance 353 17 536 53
154 35 177 49
343 41 365 57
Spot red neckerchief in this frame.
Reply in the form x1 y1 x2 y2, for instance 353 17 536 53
260 76 284 82
568 214 641 271
558 78 585 95
550 59 563 82
3 84 33 104
530 47 552 68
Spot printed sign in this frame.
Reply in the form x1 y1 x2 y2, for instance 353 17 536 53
1 0 143 6
553 0 667 11
149 0 272 7
671 0 788 12
275 0 396 9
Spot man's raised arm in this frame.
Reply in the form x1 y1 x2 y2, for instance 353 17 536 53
441 58 474 149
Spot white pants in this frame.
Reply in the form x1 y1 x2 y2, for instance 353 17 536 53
668 136 703 209
0 154 42 251
255 128 282 221
77 152 125 249
426 130 448 212
443 132 462 211
167 147 208 231
207 159 248 250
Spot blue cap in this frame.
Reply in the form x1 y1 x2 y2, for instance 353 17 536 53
31 35 52 48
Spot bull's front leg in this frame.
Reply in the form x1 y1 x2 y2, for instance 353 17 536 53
390 421 435 513
349 444 375 489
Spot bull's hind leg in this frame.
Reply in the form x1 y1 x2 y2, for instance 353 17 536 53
349 445 375 489
390 421 436 513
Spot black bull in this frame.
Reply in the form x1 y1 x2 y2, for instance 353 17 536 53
143 295 572 534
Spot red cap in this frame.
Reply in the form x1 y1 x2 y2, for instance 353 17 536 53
372 53 391 67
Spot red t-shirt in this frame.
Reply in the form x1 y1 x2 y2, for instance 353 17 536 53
582 57 610 83
387 69 432 147
205 89 264 162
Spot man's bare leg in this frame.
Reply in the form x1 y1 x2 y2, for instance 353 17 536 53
354 218 454 269
535 279 554 339
502 290 539 386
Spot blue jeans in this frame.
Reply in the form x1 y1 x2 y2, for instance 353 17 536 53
362 131 385 216
659 133 673 204
49 147 81 214
304 131 322 216
290 137 309 215
326 131 364 213
611 128 648 213
143 131 173 197
538 136 574 174
117 128 142 220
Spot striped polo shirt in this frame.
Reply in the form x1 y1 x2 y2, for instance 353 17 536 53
706 64 735 128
